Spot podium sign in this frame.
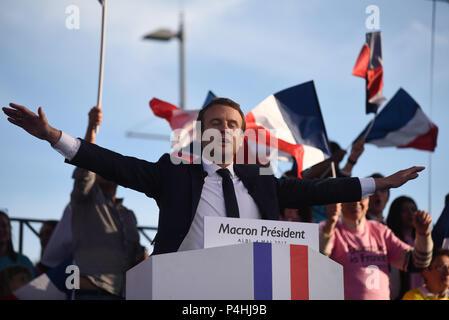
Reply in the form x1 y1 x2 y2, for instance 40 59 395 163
126 243 344 300
204 217 319 251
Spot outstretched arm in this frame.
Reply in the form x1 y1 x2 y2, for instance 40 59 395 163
3 103 62 145
278 166 425 209
374 166 425 191
3 103 164 199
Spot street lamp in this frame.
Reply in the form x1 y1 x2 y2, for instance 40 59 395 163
143 12 186 109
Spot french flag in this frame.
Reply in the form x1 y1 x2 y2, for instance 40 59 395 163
150 98 202 163
253 243 343 300
150 82 331 177
245 81 331 176
358 88 438 152
352 31 386 114
1 258 73 300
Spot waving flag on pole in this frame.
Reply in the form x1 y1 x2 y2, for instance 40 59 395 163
1 258 73 300
150 98 201 162
245 81 331 176
352 31 386 114
149 92 218 162
358 88 438 151
150 83 331 176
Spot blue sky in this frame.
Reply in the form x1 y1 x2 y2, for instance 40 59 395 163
1 0 448 263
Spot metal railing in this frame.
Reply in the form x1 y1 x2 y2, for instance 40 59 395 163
9 217 158 255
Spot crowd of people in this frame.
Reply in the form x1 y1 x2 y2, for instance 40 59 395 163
280 138 449 300
1 98 448 300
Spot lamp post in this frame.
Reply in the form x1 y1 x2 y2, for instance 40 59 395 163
143 12 185 109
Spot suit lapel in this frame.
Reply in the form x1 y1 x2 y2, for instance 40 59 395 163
189 163 207 221
234 164 272 220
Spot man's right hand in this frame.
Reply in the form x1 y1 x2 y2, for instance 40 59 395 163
2 103 61 146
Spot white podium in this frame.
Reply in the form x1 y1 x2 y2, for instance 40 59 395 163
126 242 343 300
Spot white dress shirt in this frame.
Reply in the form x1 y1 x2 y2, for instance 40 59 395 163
178 157 261 251
53 132 376 252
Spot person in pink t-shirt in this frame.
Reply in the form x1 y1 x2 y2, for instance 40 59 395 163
319 197 433 300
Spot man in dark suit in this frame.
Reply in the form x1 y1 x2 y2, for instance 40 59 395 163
2 99 425 255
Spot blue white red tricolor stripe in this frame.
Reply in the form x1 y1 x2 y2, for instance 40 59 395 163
253 243 310 299
252 243 342 300
352 31 386 114
359 88 438 152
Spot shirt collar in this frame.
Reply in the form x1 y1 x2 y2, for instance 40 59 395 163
418 285 449 298
342 216 366 232
201 156 235 177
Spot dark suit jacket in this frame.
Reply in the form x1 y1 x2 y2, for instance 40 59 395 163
67 139 362 255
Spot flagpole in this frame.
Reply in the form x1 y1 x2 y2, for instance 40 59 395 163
330 161 337 178
428 0 436 215
363 112 377 139
94 0 107 133
343 112 377 156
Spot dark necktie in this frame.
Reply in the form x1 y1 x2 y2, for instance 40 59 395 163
216 168 240 218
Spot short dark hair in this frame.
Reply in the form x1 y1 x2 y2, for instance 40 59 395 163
430 248 449 265
197 97 246 132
